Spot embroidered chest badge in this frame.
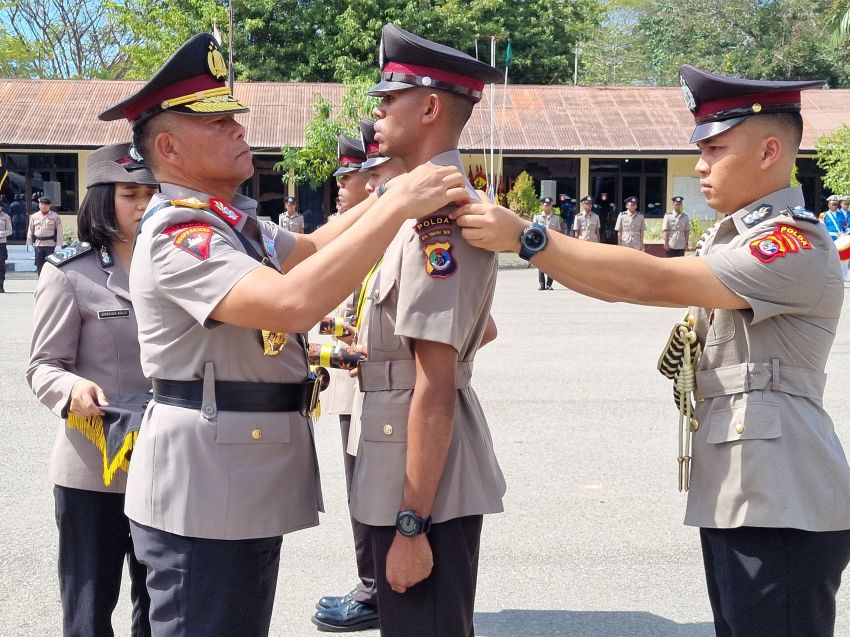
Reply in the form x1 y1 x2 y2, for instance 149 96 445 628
749 224 811 263
423 241 457 278
164 223 213 260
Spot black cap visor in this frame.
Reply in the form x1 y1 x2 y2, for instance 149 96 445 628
690 115 749 144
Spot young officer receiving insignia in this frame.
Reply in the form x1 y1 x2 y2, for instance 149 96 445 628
346 24 505 637
453 65 850 636
97 33 468 637
27 143 159 637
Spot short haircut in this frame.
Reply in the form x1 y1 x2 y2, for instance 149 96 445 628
132 113 173 172
438 90 475 135
756 112 803 151
77 183 121 248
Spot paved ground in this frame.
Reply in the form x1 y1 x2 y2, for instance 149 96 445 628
1 268 849 636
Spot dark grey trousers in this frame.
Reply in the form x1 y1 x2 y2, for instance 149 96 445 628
130 521 282 637
35 245 53 276
340 414 378 605
54 485 150 637
701 526 850 637
370 515 483 637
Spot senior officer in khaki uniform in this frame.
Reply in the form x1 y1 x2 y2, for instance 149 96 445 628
663 195 690 257
98 33 469 637
312 130 381 633
532 197 562 290
347 24 506 637
573 195 600 242
27 196 63 275
614 195 645 250
454 65 850 637
27 143 159 636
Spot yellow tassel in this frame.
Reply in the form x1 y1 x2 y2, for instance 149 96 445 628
66 413 137 487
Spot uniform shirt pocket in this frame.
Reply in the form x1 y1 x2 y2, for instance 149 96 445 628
706 402 781 444
375 276 402 353
705 309 736 345
215 411 292 444
362 406 410 443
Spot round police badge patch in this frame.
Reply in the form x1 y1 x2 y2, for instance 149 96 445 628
423 241 457 278
750 236 782 263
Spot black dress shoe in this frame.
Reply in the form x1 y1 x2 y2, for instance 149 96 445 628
312 600 379 633
316 588 357 610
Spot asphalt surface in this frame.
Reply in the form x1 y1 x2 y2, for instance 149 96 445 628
1 268 849 636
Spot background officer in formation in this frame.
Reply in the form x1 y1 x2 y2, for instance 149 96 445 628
0 201 11 292
278 195 305 233
822 194 846 238
346 23 504 637
662 195 690 256
533 196 563 290
27 196 62 275
573 195 600 242
311 132 381 633
614 195 645 250
841 195 850 216
27 142 159 637
453 64 850 637
98 33 467 636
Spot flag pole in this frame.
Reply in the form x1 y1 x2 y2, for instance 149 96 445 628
228 0 234 93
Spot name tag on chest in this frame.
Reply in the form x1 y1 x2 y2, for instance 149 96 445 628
97 309 130 320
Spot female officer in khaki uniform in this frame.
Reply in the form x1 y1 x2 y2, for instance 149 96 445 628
27 143 159 636
455 65 850 637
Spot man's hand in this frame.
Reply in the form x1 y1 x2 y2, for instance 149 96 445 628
450 192 529 253
383 164 469 219
386 533 433 594
348 344 367 377
69 379 109 417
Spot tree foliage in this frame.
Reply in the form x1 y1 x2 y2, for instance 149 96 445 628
816 125 850 195
506 171 539 219
580 0 850 87
0 0 134 78
275 80 378 188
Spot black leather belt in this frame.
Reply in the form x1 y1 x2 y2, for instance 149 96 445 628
152 377 321 414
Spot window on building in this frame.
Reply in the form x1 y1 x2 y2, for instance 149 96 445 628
0 152 79 215
503 156 580 212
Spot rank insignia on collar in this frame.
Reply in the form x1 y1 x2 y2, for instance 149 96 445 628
749 224 811 263
208 197 243 226
742 205 772 228
423 240 456 278
164 223 213 260
787 206 819 224
99 246 114 267
171 197 208 209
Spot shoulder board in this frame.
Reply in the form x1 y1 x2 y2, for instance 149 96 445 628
170 197 209 210
784 206 820 225
46 242 93 267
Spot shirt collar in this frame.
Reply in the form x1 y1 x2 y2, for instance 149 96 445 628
159 183 259 218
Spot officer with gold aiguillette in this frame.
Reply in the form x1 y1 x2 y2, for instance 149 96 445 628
453 64 850 637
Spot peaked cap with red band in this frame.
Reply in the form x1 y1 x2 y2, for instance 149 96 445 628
358 118 391 171
98 33 248 126
369 24 504 103
679 65 825 144
333 134 367 177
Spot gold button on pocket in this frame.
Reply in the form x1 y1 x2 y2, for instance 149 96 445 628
383 424 393 436
689 419 700 432
251 428 263 440
735 423 745 435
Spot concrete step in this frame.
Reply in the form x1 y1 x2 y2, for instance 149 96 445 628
5 245 37 272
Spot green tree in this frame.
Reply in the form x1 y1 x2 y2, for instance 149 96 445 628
506 171 539 219
826 0 850 44
580 0 850 87
275 79 377 188
815 125 850 195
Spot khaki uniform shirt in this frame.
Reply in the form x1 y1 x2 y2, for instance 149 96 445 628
532 212 563 233
126 184 322 540
573 211 600 242
279 212 305 234
0 211 12 242
349 149 506 527
27 246 148 493
687 185 850 531
27 210 62 247
614 211 645 250
663 211 690 250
